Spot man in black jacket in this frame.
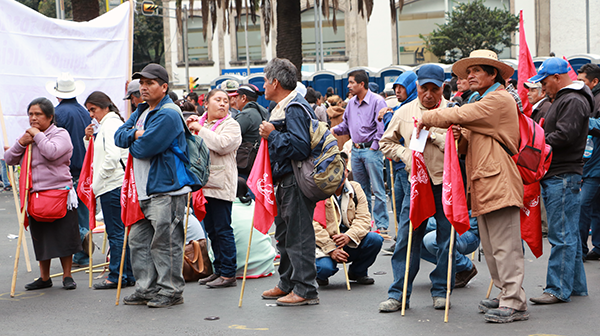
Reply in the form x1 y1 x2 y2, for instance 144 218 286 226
577 63 600 119
528 58 592 305
258 58 319 306
524 81 551 123
233 84 269 145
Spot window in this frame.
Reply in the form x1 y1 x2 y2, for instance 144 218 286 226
301 8 345 58
396 0 446 64
187 16 210 61
236 14 262 61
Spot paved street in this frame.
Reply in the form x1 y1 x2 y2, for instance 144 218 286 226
0 191 598 336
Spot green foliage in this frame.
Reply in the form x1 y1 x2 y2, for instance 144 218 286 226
133 3 164 72
421 0 519 64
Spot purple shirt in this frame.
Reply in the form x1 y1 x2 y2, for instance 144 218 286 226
332 90 386 150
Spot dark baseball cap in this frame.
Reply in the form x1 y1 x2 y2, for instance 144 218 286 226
237 84 263 99
132 63 169 83
417 64 445 87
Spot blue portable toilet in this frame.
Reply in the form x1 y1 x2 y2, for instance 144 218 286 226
376 66 413 91
210 75 244 90
567 54 600 72
532 57 549 70
244 73 270 109
341 67 380 98
501 59 519 81
305 70 344 96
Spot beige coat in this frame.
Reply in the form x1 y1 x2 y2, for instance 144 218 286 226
379 98 448 185
198 115 242 202
313 180 371 257
421 88 523 217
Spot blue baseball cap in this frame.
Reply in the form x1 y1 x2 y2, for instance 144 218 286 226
529 58 569 83
417 64 445 87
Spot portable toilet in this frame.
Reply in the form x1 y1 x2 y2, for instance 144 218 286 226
532 57 549 69
567 54 600 72
305 70 344 96
341 67 380 97
245 73 270 109
501 59 519 81
376 66 413 91
210 75 244 90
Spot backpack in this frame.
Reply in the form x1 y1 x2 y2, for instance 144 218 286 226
288 102 346 202
497 110 552 185
162 103 211 188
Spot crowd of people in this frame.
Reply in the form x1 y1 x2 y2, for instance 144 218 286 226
4 51 599 322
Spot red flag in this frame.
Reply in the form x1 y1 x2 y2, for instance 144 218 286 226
192 189 208 222
409 150 436 229
19 145 31 228
517 10 537 117
313 200 327 228
77 143 96 230
442 128 470 235
521 183 543 258
247 138 277 234
121 153 145 226
563 56 579 81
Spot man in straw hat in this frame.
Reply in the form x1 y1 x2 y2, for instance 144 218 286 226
416 50 527 323
527 57 592 305
46 73 93 267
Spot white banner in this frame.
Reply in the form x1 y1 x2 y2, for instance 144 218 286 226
0 0 132 148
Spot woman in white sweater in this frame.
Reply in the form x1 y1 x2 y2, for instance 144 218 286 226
187 89 242 288
83 91 135 289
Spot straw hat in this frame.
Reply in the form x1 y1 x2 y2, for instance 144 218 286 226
452 50 514 80
45 73 85 99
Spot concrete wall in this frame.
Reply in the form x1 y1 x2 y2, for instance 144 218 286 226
366 0 393 68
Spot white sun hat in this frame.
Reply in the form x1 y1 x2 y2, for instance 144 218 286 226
45 72 85 99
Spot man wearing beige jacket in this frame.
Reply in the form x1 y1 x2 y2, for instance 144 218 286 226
378 64 454 312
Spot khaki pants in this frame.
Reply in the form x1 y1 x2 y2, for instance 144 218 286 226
478 206 527 311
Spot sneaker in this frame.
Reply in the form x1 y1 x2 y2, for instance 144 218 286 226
316 278 329 286
147 294 184 308
123 292 152 305
378 298 404 312
198 273 219 285
433 296 449 310
349 274 375 285
478 298 499 313
455 264 478 288
484 306 529 323
62 277 77 290
381 245 395 255
25 277 52 290
586 250 600 260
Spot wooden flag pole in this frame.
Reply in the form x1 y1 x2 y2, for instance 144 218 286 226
126 0 134 118
238 213 255 307
329 195 350 291
486 279 494 299
88 231 93 288
101 230 108 254
388 160 398 235
10 145 32 297
401 221 413 316
115 226 130 306
1 100 32 273
444 226 456 323
182 192 191 267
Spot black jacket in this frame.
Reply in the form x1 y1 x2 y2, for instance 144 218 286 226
543 82 594 178
234 101 269 144
531 97 552 124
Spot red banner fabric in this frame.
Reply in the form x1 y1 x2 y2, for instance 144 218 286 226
120 153 145 227
517 10 537 117
192 189 208 222
409 150 436 229
562 56 579 81
521 182 543 258
313 200 327 228
247 139 277 234
77 143 96 230
442 128 470 235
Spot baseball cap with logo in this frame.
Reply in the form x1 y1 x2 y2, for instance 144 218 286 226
221 80 240 96
417 64 445 87
528 57 569 83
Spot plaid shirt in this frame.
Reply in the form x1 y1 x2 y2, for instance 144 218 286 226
505 83 524 113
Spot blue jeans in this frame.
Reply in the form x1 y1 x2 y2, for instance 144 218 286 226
72 178 90 265
579 177 600 255
203 197 236 278
387 183 456 301
1 159 10 187
130 194 187 298
421 226 479 273
316 232 383 280
100 188 135 283
393 169 410 236
541 174 588 301
351 147 389 230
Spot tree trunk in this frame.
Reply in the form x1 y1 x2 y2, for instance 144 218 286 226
72 0 100 22
276 0 302 80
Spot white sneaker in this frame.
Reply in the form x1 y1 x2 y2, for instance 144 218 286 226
378 298 403 312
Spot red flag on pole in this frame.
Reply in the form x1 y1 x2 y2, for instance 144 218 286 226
517 10 537 117
247 139 277 234
562 56 579 81
77 143 96 230
409 150 436 229
121 153 145 226
442 128 470 235
520 183 543 258
192 189 208 222
313 200 327 228
19 146 31 228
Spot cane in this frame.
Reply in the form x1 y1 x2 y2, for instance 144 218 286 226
401 221 413 316
486 279 494 299
10 145 32 297
444 227 456 323
182 192 192 267
389 160 398 235
329 195 351 291
239 213 255 307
